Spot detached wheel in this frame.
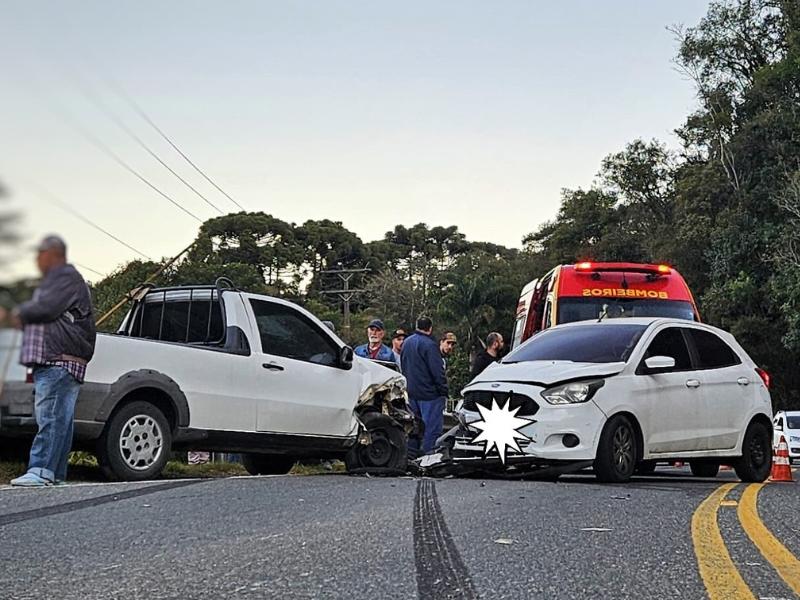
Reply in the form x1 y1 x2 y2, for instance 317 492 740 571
345 413 407 474
690 461 720 478
98 401 171 481
594 415 637 483
242 454 295 475
734 421 772 483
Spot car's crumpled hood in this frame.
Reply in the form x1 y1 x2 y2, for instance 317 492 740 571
467 360 626 388
354 356 406 406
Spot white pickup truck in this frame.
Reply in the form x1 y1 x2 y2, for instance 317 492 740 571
0 280 413 480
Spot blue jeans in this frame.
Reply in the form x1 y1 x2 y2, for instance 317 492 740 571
408 396 445 456
27 366 81 482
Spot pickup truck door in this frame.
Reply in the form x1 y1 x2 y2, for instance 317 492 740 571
244 298 360 437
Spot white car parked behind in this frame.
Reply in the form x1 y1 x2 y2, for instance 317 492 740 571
445 318 773 483
773 410 800 464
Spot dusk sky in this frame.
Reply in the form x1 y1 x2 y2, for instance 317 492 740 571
0 1 711 281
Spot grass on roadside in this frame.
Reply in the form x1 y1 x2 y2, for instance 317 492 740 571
0 453 345 484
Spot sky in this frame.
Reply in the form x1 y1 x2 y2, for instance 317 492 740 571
0 1 712 282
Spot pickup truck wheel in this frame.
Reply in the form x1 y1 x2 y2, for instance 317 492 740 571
345 413 407 474
98 401 171 481
241 454 295 476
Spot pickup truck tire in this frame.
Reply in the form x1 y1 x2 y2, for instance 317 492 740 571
345 412 407 474
98 401 172 481
241 454 295 476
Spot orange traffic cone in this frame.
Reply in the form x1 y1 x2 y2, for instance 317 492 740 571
769 435 794 483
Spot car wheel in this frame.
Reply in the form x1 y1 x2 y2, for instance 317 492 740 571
98 401 171 481
345 412 407 474
734 421 772 482
242 454 295 476
594 415 637 483
635 460 657 475
690 461 720 478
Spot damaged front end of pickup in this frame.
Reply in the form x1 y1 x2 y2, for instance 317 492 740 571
345 376 423 475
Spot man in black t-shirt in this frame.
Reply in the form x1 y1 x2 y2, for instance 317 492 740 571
470 332 504 380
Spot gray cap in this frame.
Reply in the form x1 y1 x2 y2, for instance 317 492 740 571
36 235 67 254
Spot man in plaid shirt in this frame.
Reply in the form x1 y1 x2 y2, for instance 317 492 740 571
7 236 96 487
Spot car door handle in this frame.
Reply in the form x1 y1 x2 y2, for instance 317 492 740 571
737 377 750 386
262 362 284 372
685 379 701 388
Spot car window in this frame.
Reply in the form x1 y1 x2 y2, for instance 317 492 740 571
249 299 339 367
503 324 646 364
642 327 692 371
787 416 800 429
686 329 741 369
131 292 224 344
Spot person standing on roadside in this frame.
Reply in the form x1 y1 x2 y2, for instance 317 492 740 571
439 331 457 367
401 316 448 456
354 319 395 363
390 328 406 369
470 332 504 380
6 236 96 487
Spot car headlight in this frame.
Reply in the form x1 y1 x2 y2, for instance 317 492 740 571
541 379 605 405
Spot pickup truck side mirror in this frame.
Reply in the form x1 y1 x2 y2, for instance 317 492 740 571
339 346 354 370
643 355 676 374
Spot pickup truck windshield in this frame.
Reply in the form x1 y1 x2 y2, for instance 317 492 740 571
503 324 647 364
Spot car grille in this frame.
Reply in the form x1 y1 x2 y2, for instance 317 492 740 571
462 390 539 416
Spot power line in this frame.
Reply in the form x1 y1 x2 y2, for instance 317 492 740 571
104 77 247 212
74 262 106 278
28 182 152 260
21 74 204 223
71 76 225 215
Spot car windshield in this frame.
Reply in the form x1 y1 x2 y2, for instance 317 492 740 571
557 298 695 324
503 324 647 364
787 416 800 429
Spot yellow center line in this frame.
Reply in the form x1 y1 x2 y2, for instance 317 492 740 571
738 483 800 595
692 483 755 600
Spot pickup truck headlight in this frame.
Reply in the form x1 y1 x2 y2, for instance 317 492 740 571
541 380 605 405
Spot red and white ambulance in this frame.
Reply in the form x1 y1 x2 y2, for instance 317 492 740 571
510 262 701 349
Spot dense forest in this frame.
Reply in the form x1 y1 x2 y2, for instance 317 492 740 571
3 1 800 406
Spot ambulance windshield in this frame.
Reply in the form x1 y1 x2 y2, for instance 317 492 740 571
557 298 696 325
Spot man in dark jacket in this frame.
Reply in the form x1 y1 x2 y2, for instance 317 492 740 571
470 332 504 380
401 316 448 456
8 235 96 487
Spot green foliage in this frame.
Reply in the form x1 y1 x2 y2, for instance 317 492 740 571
35 0 800 410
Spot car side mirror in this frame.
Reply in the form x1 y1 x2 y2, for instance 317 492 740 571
339 346 354 370
775 422 783 431
644 355 676 374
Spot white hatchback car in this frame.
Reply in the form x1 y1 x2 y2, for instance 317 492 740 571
445 318 773 483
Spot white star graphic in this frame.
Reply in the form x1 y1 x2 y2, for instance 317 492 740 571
471 397 533 464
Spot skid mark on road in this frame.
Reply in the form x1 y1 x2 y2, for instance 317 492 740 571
0 479 205 527
738 484 800 596
692 483 756 600
413 479 478 600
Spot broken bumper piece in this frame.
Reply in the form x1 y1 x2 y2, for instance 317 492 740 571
411 425 593 479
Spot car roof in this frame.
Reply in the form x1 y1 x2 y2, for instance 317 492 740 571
555 317 734 338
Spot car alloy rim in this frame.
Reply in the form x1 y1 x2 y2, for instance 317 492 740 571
613 425 634 473
119 414 164 471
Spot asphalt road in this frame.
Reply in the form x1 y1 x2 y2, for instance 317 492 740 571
0 467 798 600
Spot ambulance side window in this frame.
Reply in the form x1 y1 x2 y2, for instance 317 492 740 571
543 298 553 329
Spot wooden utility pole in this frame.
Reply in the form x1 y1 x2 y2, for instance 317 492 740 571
320 267 369 338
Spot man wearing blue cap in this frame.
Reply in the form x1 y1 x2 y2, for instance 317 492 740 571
354 318 395 363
